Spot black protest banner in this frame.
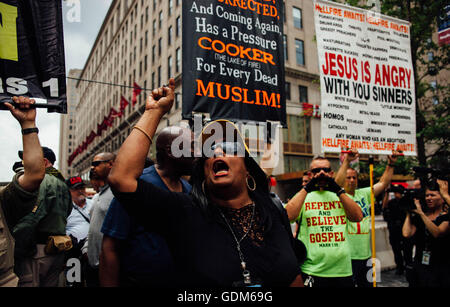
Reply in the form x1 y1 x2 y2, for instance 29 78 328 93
0 0 67 113
182 0 286 126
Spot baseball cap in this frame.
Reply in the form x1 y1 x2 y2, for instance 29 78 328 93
18 146 56 164
65 176 86 190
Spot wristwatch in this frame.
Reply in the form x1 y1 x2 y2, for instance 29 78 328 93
337 189 346 196
22 127 39 135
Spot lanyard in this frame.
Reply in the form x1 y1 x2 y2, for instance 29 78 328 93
219 203 255 286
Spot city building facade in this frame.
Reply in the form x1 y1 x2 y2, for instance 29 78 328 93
59 69 82 178
62 0 337 200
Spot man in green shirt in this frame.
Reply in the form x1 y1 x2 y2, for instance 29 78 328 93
334 149 398 287
0 96 45 287
285 156 363 287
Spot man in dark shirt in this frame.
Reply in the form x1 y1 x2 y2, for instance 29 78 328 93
99 126 193 286
383 185 411 275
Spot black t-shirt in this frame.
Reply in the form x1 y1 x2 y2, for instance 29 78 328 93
411 213 450 266
112 179 301 287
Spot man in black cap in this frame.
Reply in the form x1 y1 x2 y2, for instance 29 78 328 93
13 145 72 287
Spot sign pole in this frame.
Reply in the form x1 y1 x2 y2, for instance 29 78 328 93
369 155 376 287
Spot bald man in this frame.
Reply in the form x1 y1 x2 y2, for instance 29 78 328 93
99 127 194 286
81 152 116 287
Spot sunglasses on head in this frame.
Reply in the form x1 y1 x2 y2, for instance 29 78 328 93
91 160 111 167
211 142 245 155
310 167 332 174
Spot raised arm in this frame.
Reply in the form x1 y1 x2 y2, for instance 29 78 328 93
334 149 359 187
108 79 175 192
373 151 399 197
437 179 450 206
4 96 45 191
339 193 363 222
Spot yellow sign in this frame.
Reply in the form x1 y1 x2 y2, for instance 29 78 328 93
0 2 18 61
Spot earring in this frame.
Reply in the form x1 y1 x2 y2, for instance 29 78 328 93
246 175 256 191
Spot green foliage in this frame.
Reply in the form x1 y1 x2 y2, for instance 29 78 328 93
357 156 419 182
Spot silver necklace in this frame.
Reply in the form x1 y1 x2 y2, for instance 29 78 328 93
219 203 256 285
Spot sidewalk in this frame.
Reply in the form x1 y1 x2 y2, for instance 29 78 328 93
377 269 409 287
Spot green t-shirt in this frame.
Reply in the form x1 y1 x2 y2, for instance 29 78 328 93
346 187 372 260
297 191 352 277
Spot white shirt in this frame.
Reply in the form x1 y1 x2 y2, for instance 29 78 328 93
66 198 92 242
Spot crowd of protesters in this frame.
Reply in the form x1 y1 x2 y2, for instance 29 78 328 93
1 85 449 288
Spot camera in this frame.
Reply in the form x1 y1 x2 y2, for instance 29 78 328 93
398 188 423 212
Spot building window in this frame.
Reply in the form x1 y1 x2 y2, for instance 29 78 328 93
169 0 173 16
176 16 181 36
295 39 305 65
284 156 312 173
176 47 181 72
168 56 172 79
299 85 308 102
153 19 156 36
283 35 288 61
293 7 302 29
285 82 291 100
152 45 156 63
158 66 161 85
159 11 163 28
284 115 311 144
168 26 172 46
158 38 162 55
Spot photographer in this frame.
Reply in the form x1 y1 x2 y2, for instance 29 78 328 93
402 182 450 287
382 185 414 275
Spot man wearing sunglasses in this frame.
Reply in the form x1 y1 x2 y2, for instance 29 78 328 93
285 156 363 287
81 152 115 287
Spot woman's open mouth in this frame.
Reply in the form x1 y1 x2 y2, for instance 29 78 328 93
213 160 229 177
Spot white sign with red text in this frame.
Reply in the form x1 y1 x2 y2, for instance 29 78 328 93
314 0 416 156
